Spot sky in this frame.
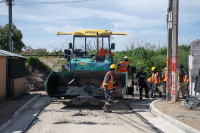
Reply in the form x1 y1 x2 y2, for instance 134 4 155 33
0 0 200 52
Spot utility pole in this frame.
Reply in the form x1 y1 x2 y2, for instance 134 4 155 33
166 0 173 101
8 0 13 52
171 0 179 102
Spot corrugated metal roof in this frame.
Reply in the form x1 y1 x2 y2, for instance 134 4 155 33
0 49 27 59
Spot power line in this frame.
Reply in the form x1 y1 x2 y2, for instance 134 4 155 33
15 0 97 5
178 27 191 45
1 0 97 5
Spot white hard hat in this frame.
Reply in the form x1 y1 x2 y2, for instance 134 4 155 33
124 56 128 59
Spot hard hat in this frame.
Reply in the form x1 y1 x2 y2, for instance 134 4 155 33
124 56 128 59
164 68 167 70
110 64 117 69
151 67 156 71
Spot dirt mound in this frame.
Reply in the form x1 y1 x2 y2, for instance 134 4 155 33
26 66 51 92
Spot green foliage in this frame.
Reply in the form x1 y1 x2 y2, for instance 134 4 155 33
178 45 190 73
26 56 51 69
34 49 46 55
87 50 96 55
0 24 25 53
113 45 189 78
49 50 64 55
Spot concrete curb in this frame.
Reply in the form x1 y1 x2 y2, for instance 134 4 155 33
150 100 200 133
0 94 41 133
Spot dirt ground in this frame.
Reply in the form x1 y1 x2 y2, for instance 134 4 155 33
0 95 35 126
26 57 66 92
26 66 51 91
154 100 200 131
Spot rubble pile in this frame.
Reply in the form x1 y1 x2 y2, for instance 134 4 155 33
66 85 102 97
184 97 200 110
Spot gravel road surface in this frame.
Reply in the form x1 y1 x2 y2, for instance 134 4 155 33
27 100 157 133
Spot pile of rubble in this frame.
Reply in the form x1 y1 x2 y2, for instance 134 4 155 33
66 85 102 97
184 97 200 110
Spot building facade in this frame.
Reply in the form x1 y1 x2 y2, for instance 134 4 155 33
0 49 27 100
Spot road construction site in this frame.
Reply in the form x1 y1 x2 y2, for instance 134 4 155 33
2 93 184 133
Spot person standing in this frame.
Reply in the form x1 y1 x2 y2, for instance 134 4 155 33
178 64 186 99
150 67 162 98
183 71 189 97
118 56 130 73
161 67 167 98
102 64 117 113
136 67 148 100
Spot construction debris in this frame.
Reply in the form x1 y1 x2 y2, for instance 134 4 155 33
184 97 200 110
66 85 102 97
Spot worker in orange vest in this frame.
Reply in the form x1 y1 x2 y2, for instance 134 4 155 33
117 56 130 73
183 71 189 97
146 78 152 97
150 67 162 98
161 67 167 98
102 64 118 113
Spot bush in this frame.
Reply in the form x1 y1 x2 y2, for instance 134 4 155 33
49 50 64 55
26 56 51 69
34 49 46 55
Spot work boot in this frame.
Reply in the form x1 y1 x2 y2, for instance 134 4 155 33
140 97 142 100
145 95 149 98
103 106 112 113
159 92 163 97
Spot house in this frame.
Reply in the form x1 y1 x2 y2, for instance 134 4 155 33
189 39 200 96
0 49 27 100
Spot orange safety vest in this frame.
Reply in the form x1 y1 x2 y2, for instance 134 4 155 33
183 75 189 83
118 61 130 73
162 70 167 82
102 71 114 90
147 78 152 84
151 72 160 84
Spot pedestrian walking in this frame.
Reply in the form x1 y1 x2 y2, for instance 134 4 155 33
136 67 149 100
161 67 167 98
183 71 189 97
117 56 130 73
178 64 186 99
150 67 162 98
101 64 117 113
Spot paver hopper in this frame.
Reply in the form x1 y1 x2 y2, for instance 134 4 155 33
46 29 133 105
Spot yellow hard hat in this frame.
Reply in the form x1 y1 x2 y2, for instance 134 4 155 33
164 68 167 70
152 67 156 71
110 64 117 69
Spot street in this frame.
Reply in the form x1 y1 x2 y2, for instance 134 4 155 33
4 95 183 133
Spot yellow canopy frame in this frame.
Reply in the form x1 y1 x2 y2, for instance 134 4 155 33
56 29 127 37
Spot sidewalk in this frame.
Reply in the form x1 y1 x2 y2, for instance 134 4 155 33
0 95 35 126
130 99 185 133
153 99 200 132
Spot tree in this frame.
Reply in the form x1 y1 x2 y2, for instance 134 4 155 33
0 24 25 53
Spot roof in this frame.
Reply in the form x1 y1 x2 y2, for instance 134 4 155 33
0 49 27 59
56 29 127 37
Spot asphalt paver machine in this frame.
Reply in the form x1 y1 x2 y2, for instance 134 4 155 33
45 29 135 105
